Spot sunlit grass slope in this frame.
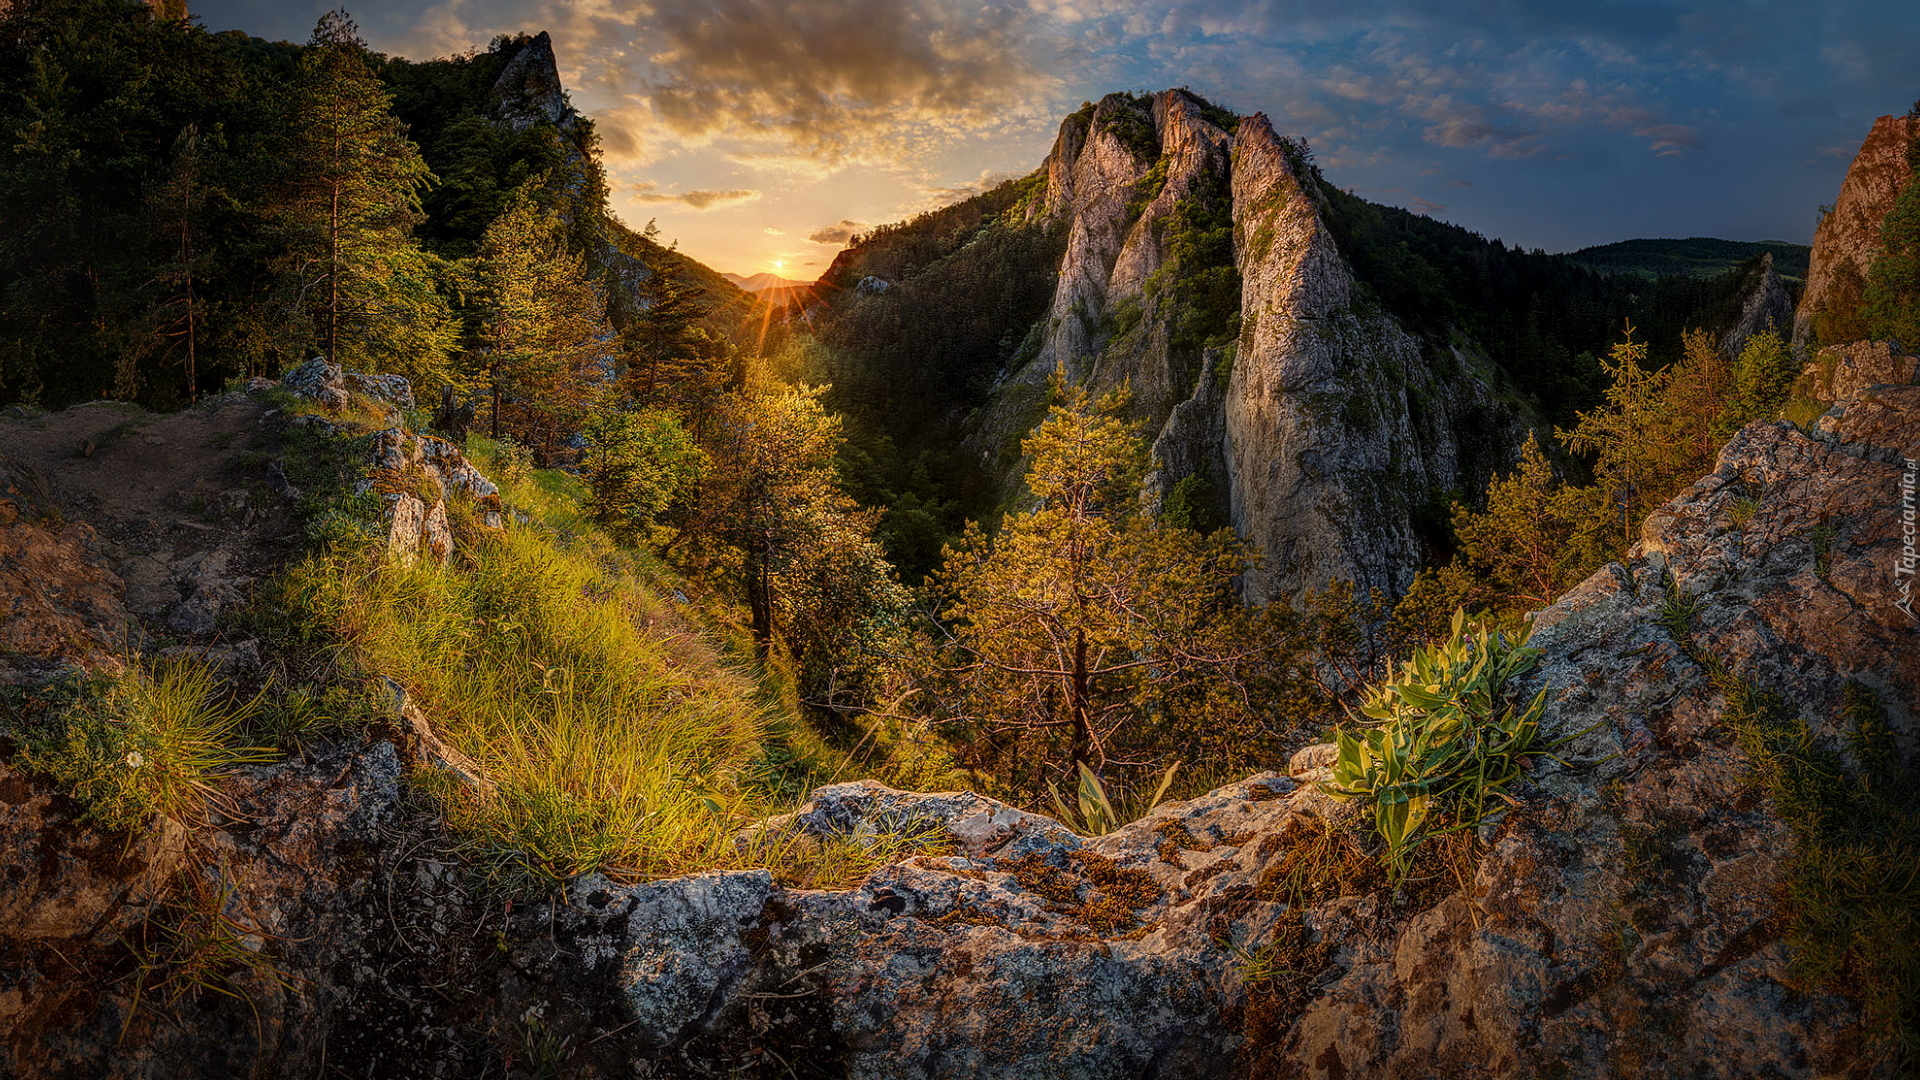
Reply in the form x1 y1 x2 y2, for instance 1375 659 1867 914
272 432 946 888
278 435 772 882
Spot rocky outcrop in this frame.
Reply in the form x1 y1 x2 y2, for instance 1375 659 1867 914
1794 115 1920 347
1804 338 1920 403
283 362 505 564
995 91 1523 602
491 30 580 134
1720 251 1795 358
574 385 1912 1078
1223 116 1515 601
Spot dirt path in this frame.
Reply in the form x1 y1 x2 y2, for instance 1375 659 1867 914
0 391 304 677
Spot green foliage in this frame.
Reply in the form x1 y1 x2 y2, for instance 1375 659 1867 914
1564 238 1810 282
1147 192 1241 353
1732 329 1797 416
1862 134 1920 348
126 865 296 1032
1323 610 1551 884
1127 159 1169 223
1317 184 1778 424
682 373 908 711
277 12 452 379
1161 473 1227 533
581 407 706 544
1047 759 1181 837
474 185 613 459
813 179 1066 579
1813 260 1872 347
1093 93 1159 161
911 389 1305 801
17 658 272 830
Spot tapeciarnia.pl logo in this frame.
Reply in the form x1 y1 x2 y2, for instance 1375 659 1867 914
1898 456 1918 621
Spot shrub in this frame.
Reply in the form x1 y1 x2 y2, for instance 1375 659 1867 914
1733 330 1798 417
580 406 706 544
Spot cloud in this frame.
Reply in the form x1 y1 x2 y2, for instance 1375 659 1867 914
409 0 1058 171
764 227 784 235
807 220 866 245
626 182 762 209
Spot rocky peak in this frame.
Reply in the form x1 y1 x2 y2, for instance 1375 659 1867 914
1793 114 1920 347
992 95 1524 604
491 30 579 133
1719 251 1794 358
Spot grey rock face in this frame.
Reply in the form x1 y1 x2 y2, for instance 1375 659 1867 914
1223 115 1516 602
1005 93 1524 604
1720 251 1794 358
360 425 504 563
490 31 578 133
1805 339 1920 403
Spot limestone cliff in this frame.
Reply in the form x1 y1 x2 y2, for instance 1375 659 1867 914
997 90 1523 603
1794 115 1920 348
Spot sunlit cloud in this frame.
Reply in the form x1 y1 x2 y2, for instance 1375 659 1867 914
807 220 866 245
627 182 762 209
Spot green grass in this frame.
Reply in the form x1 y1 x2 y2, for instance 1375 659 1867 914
271 423 959 888
13 658 273 831
283 511 771 884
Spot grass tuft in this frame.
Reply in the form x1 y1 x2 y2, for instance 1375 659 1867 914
16 658 272 830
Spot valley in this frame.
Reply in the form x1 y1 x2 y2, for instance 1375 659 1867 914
0 2 1916 1077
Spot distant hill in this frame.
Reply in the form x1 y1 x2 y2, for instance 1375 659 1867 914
724 272 812 292
1564 238 1811 282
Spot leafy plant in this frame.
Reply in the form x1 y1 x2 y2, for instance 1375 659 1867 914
1322 609 1552 883
1048 759 1181 837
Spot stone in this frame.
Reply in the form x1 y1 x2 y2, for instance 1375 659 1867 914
1719 252 1794 359
1805 339 1920 403
1794 115 1920 347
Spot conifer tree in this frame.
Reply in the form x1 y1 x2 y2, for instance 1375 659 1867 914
1559 327 1668 548
145 124 207 399
278 9 453 381
475 185 611 458
912 388 1260 790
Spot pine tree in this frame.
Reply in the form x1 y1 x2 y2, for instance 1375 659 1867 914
1559 326 1669 548
474 185 611 458
144 124 207 400
278 9 451 381
912 388 1260 790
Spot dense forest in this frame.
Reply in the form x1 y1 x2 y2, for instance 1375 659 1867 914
0 0 746 425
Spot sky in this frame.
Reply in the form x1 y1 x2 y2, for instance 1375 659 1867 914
191 1 1920 279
